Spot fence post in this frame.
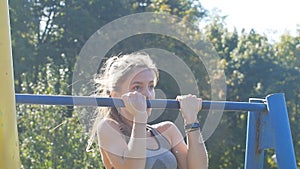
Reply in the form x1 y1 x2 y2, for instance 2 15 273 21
0 0 21 168
266 93 297 169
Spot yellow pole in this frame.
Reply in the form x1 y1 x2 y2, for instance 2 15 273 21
0 0 21 168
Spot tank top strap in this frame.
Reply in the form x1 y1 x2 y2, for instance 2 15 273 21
146 125 172 150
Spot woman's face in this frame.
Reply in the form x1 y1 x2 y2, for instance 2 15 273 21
127 69 156 99
111 68 157 115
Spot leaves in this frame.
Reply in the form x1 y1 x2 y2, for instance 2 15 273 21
10 0 300 168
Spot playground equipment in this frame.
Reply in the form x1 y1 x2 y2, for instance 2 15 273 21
0 0 21 168
0 0 297 168
14 93 298 169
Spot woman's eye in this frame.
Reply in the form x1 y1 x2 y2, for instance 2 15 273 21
133 86 141 91
149 85 154 90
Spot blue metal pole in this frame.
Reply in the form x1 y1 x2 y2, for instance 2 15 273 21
244 98 273 169
15 93 267 111
266 93 297 169
244 99 264 169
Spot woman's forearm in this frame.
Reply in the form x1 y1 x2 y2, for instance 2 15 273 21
123 122 147 168
186 130 208 169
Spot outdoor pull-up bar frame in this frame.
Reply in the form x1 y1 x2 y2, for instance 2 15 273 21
12 93 299 169
0 0 20 168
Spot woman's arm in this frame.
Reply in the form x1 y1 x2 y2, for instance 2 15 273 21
97 119 147 169
185 122 208 169
175 94 208 169
97 92 148 169
160 121 207 169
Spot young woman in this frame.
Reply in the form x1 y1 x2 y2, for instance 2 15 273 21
87 52 208 169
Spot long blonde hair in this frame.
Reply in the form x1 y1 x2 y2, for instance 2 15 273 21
86 52 159 151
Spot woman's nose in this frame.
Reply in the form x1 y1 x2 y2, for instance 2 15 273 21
142 89 152 99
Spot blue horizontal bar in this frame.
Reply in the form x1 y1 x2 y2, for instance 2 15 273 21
15 94 267 112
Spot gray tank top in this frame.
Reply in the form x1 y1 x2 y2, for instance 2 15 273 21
145 126 177 169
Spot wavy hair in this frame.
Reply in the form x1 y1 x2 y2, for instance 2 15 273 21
86 52 159 151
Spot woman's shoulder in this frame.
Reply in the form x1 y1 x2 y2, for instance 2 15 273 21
96 118 120 134
150 121 183 145
150 121 178 132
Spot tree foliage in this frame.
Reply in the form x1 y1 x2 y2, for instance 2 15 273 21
9 0 300 168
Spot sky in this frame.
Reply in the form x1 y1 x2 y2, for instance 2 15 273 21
200 0 299 41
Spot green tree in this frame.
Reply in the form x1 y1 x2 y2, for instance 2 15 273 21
203 14 300 168
10 0 300 168
10 0 208 168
